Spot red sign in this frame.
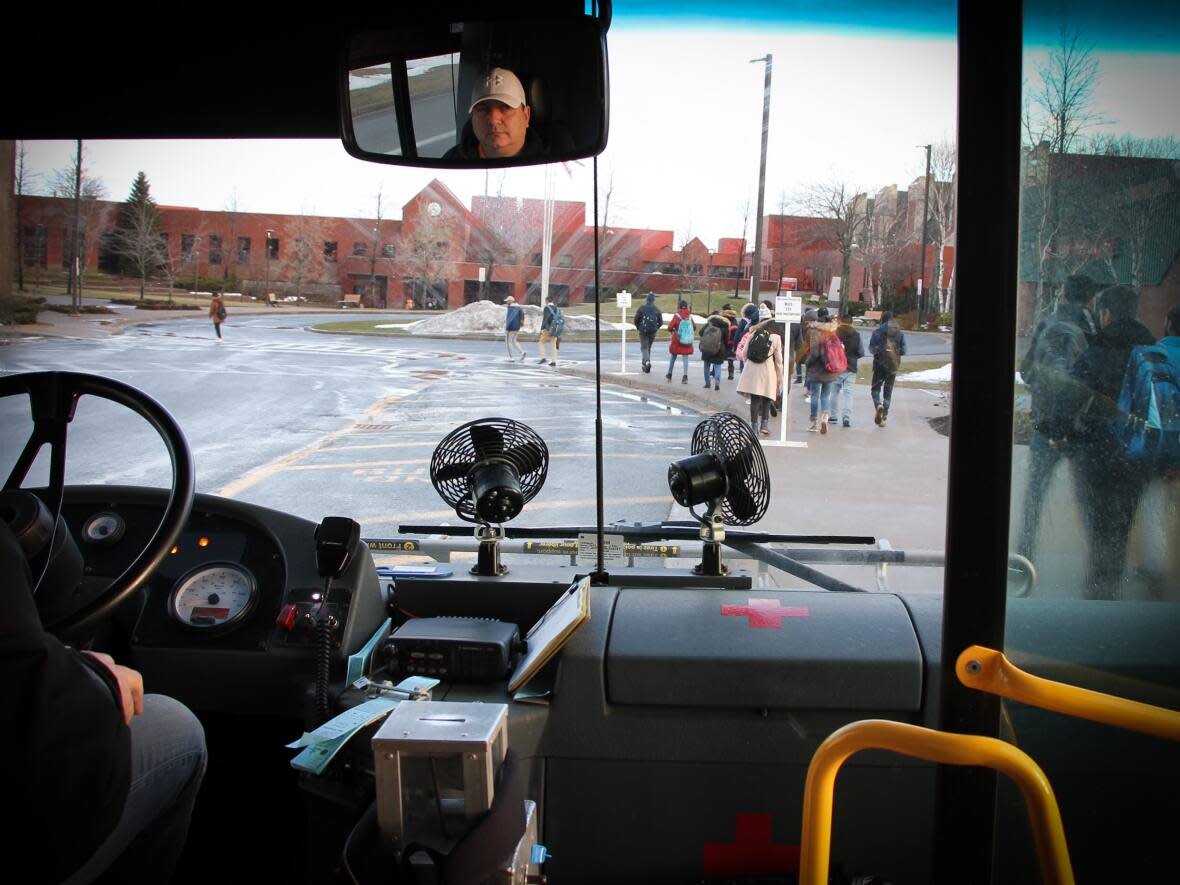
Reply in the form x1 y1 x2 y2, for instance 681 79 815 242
704 813 800 876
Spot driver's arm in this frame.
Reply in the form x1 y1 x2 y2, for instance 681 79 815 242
0 521 133 880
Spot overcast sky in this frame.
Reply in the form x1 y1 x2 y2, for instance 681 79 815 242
18 14 1178 249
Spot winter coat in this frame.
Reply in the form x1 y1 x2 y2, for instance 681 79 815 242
736 321 784 400
869 319 908 373
699 316 731 365
505 304 522 332
1020 302 1097 433
209 296 226 323
804 320 840 383
633 302 663 337
836 321 865 371
667 308 695 355
1069 317 1155 452
541 303 561 335
721 309 739 358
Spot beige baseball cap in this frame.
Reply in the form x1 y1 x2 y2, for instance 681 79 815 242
469 67 527 113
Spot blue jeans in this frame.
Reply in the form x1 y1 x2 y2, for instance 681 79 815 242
703 361 721 385
836 371 856 422
667 353 689 377
808 380 835 419
67 695 207 884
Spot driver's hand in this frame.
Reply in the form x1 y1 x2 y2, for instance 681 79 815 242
82 651 145 725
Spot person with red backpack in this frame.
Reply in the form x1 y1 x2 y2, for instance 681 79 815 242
804 306 845 433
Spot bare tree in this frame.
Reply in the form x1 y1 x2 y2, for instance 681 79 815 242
733 199 750 302
14 141 40 293
798 179 868 314
927 138 958 313
222 191 243 284
471 174 536 302
281 213 334 301
114 195 167 301
1024 22 1106 317
403 202 452 308
50 141 107 309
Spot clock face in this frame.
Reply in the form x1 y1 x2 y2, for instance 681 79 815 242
427 201 442 217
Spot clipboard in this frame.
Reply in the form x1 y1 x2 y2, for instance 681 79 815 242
508 576 591 692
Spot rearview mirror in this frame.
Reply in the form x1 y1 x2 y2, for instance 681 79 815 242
340 10 610 169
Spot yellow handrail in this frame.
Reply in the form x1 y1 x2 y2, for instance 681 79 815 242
956 645 1180 743
799 719 1074 885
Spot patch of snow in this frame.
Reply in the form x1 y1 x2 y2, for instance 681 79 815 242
900 362 952 383
404 300 625 336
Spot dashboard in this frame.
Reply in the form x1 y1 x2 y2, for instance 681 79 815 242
60 486 388 717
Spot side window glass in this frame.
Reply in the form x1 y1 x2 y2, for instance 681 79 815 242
1013 12 1180 603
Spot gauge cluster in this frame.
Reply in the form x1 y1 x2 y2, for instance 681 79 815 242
169 563 258 630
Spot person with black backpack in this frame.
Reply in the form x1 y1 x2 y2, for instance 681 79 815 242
633 291 663 373
1015 274 1098 560
736 316 783 436
1068 285 1155 599
868 310 909 429
699 311 730 390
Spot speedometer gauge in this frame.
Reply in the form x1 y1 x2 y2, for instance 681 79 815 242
169 563 258 630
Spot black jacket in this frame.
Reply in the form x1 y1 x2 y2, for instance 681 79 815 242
633 303 663 337
1 522 131 882
836 322 865 370
1070 317 1155 451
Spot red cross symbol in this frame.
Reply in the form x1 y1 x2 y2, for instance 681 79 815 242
703 813 800 876
721 598 810 628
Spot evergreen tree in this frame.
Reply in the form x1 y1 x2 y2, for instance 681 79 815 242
115 171 165 297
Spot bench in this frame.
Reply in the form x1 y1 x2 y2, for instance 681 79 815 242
854 310 883 326
338 293 363 309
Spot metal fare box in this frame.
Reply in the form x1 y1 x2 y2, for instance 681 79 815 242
372 700 509 848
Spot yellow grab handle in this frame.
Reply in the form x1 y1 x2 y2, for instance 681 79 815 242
799 719 1073 885
957 645 1180 743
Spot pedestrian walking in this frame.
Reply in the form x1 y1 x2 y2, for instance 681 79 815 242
804 306 842 433
1015 274 1098 560
1067 285 1155 599
868 310 908 427
834 310 865 427
797 307 818 400
633 292 663 373
209 292 227 339
666 301 694 383
699 311 730 390
504 295 526 361
721 303 740 379
733 303 759 374
537 295 564 366
736 317 783 436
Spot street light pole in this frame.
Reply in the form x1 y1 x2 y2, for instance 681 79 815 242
749 54 773 304
917 143 932 327
265 228 274 300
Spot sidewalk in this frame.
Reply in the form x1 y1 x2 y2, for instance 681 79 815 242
562 354 952 594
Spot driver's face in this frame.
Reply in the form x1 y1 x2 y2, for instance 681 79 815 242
472 100 531 158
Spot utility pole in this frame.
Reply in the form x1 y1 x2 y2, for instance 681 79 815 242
70 139 82 310
917 143 932 327
749 54 772 303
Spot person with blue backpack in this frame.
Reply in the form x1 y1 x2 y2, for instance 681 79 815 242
665 301 694 384
1068 285 1156 599
537 294 564 366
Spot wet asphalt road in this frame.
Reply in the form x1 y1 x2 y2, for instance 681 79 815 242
0 312 704 537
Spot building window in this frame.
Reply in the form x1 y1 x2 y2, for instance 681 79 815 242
558 254 573 268
61 229 87 268
237 237 251 264
181 234 196 261
23 225 48 268
353 242 368 257
381 243 396 259
324 241 337 262
531 253 543 266
208 235 223 265
267 238 279 260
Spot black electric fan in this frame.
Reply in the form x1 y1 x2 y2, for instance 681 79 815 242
430 418 549 575
667 412 771 575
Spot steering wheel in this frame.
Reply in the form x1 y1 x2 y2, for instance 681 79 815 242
0 371 194 635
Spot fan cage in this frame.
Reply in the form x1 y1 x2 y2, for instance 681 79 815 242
430 418 550 523
690 413 771 526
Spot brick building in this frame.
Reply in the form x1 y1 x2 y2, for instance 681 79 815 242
16 179 954 310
